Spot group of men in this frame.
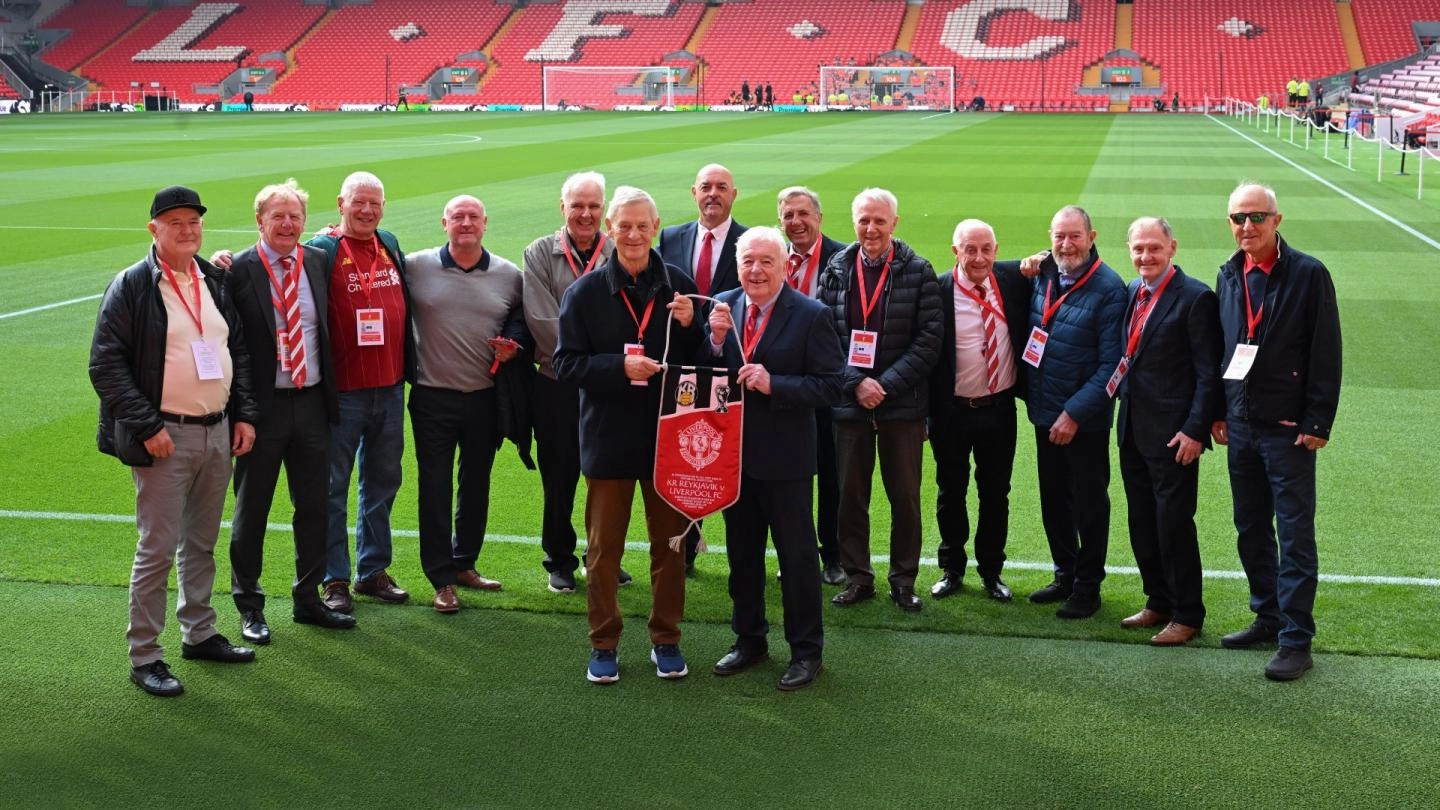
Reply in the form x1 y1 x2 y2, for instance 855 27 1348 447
89 165 1339 698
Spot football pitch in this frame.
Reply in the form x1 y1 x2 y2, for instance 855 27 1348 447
2 110 1438 807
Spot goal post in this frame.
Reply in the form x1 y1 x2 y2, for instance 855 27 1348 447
541 65 681 111
819 65 954 112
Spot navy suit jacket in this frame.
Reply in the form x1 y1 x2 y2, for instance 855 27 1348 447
704 285 844 480
659 219 747 295
1115 266 1223 455
225 243 339 423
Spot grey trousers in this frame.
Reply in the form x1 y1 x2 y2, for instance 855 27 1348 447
834 417 926 590
127 418 232 667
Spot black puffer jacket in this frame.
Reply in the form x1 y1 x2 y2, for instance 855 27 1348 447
816 238 943 422
89 249 258 465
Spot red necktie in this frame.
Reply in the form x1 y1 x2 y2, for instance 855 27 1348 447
976 282 1001 394
1131 286 1152 334
787 253 805 290
695 229 715 296
745 303 761 343
280 255 307 387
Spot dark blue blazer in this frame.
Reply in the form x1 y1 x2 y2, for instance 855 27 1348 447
659 219 748 295
1115 266 1223 455
704 285 844 481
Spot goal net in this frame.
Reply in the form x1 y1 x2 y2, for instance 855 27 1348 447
818 65 954 112
541 65 683 111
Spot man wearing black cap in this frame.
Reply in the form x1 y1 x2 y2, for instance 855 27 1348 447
90 185 260 697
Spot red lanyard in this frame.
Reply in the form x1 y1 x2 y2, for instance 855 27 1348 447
159 257 205 337
955 270 1007 322
1242 267 1265 341
1041 257 1101 329
1125 266 1176 357
562 232 606 279
258 245 298 313
620 290 657 342
790 244 820 294
338 236 383 303
854 246 894 329
741 301 776 362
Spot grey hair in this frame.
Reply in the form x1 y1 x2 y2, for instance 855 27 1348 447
952 218 995 245
606 185 658 221
1229 181 1278 211
1052 205 1092 233
736 225 787 258
1127 216 1174 241
254 177 309 215
561 171 606 202
340 171 384 202
777 186 822 218
851 187 898 220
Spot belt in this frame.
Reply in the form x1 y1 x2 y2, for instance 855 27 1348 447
160 411 225 426
954 394 995 409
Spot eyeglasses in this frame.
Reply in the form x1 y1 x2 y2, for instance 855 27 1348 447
1228 212 1275 225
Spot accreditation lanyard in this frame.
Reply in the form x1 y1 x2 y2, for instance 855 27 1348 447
257 245 298 313
562 232 607 279
790 244 820 294
338 235 383 304
620 288 657 342
160 257 206 337
954 270 1007 323
1241 266 1266 342
854 246 894 330
1124 266 1176 359
1040 257 1101 329
740 300 776 363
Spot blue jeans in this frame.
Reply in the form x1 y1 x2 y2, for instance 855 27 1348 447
325 383 405 584
1227 419 1319 649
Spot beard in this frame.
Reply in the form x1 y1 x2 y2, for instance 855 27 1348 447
1055 252 1087 275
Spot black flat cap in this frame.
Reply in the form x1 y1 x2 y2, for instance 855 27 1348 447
150 185 207 218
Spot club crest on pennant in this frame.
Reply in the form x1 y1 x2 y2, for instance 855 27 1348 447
677 421 723 470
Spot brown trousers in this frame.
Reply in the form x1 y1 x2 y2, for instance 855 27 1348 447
583 478 689 650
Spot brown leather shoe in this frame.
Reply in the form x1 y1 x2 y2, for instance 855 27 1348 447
1120 608 1170 629
354 570 409 603
433 585 460 614
322 581 352 614
456 569 502 591
1151 622 1201 646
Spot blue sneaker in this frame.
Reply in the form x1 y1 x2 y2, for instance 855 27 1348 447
650 644 688 679
587 648 619 684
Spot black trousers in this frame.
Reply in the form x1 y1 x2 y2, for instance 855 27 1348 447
930 392 1017 580
722 473 823 661
814 406 839 567
533 374 582 574
409 385 498 588
834 418 926 590
1119 427 1205 627
1034 426 1111 599
230 385 330 612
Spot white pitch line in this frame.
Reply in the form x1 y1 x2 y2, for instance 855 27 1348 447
3 508 1435 588
1207 113 1440 252
0 293 102 320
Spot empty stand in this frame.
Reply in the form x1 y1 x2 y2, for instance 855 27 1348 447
1352 0 1435 65
39 0 148 71
1132 0 1349 106
909 0 1116 110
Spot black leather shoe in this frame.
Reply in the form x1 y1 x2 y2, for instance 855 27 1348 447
181 633 256 663
777 659 822 691
131 660 183 697
1056 595 1100 619
981 577 1013 602
294 601 357 630
1221 620 1280 650
713 646 769 676
821 563 848 586
1029 580 1073 604
830 583 876 606
240 610 270 645
1264 647 1314 681
930 573 963 599
890 586 923 612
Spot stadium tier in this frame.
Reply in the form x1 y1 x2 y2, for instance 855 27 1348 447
1352 0 1435 65
38 0 148 72
1131 0 1350 107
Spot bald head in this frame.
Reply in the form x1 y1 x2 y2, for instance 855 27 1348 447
692 163 738 229
442 194 487 256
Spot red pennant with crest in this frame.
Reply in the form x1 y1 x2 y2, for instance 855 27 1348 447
654 364 743 538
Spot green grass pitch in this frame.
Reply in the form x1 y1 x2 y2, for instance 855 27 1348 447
1 110 1438 807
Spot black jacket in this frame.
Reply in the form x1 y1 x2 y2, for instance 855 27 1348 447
89 249 258 465
554 249 701 479
928 260 1032 426
1216 234 1342 438
816 238 943 422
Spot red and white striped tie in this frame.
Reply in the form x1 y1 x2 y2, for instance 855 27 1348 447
280 255 307 387
977 282 1001 394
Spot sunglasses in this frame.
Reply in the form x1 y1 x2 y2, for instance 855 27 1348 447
1228 212 1275 225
